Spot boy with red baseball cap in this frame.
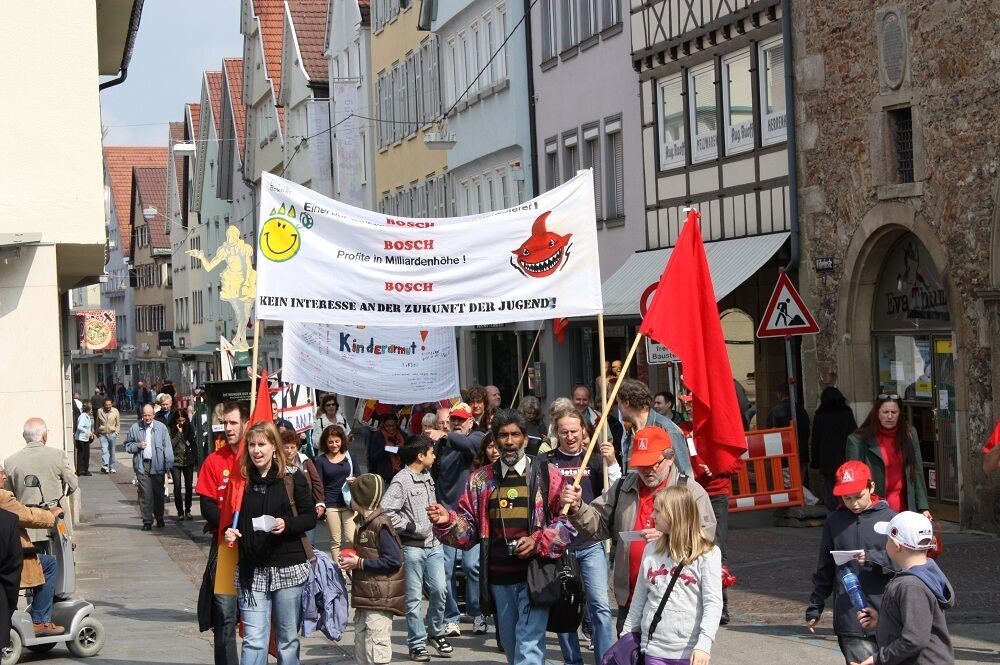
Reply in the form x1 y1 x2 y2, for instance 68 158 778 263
806 461 896 665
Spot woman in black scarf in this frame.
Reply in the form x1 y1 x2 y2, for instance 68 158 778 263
224 422 316 665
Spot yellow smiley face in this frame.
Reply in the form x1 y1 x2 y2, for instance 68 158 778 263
259 217 301 262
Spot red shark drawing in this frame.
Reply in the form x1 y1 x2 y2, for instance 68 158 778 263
511 211 572 278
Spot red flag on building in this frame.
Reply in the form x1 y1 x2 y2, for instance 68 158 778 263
218 369 272 545
638 209 746 475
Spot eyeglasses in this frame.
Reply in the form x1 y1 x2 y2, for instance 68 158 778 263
878 393 901 401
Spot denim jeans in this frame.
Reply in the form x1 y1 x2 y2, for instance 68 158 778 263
29 554 57 623
443 543 480 621
403 544 447 648
557 542 614 665
838 636 877 665
212 592 238 665
238 582 305 665
491 582 549 665
99 433 117 469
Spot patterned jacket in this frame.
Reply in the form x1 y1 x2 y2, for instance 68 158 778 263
434 456 576 614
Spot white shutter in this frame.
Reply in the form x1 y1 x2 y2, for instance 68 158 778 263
613 132 624 218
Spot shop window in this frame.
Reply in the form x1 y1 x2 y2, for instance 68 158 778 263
759 37 787 145
722 49 754 155
657 73 685 169
688 63 718 163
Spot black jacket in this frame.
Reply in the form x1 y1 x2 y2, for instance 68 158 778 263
806 499 896 638
811 405 857 475
433 430 484 509
0 510 23 648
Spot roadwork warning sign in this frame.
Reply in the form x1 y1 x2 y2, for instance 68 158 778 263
756 272 819 338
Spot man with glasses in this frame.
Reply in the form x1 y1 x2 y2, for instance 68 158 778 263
560 426 716 634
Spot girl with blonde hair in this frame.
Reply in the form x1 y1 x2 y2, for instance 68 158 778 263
622 485 723 665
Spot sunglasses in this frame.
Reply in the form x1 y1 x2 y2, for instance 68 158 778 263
878 393 901 401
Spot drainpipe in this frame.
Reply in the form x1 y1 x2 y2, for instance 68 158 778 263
523 0 540 196
99 0 144 91
781 0 799 273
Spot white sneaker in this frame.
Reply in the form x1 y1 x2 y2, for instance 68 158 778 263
473 615 487 634
443 622 461 638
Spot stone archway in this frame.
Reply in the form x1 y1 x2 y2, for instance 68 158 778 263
835 202 960 413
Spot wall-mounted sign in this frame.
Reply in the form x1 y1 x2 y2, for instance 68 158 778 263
646 338 679 365
157 331 174 348
814 257 834 271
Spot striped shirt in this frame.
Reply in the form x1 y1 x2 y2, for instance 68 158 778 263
488 468 530 584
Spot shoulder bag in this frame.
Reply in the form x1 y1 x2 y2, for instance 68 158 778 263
283 474 315 561
600 563 684 665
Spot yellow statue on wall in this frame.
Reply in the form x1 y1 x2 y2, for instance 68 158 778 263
187 225 257 351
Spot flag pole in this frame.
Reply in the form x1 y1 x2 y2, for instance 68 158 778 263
508 321 545 409
228 319 262 548
562 330 644 514
597 313 609 490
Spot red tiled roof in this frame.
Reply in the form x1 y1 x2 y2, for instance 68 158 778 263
253 0 286 100
205 71 223 134
104 147 169 250
224 58 247 161
288 0 329 83
187 103 200 147
133 166 170 250
169 121 186 207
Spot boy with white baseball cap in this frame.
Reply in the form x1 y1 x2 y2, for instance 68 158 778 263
852 512 955 665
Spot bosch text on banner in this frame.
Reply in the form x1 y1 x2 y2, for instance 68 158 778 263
255 171 603 326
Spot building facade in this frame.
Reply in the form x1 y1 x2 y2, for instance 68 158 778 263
371 1 449 217
130 166 175 384
608 0 795 415
326 0 377 210
793 0 1000 528
528 0 646 399
0 1 140 458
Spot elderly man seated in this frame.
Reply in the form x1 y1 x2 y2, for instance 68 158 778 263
0 463 64 636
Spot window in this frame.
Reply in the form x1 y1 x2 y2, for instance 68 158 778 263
484 14 497 85
470 22 482 94
497 4 508 80
460 32 471 100
375 73 385 148
605 123 624 219
414 48 424 125
602 0 621 29
563 133 579 183
135 306 142 332
722 49 754 155
542 0 557 60
759 37 787 145
447 38 460 108
545 140 559 190
582 126 602 219
562 0 578 50
688 63 718 163
398 58 410 136
581 0 597 40
888 107 914 183
657 74 686 169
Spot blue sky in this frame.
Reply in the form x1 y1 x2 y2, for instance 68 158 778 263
101 1 244 146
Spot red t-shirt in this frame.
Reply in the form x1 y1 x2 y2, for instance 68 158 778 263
984 420 1000 455
877 427 905 512
626 481 664 605
195 445 238 505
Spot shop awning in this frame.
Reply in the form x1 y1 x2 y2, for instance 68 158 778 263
601 232 789 316
185 343 220 356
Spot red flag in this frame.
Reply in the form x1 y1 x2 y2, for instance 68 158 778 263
217 369 272 543
639 210 746 475
553 318 570 344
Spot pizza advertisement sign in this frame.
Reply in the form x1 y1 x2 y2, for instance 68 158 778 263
77 309 117 352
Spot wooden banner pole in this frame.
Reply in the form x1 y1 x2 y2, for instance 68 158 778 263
248 321 262 414
562 330 644 514
509 322 545 409
597 313 610 489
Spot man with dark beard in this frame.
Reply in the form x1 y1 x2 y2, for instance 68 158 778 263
427 409 575 665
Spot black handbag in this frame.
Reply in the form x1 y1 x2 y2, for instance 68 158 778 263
545 552 584 633
526 458 562 605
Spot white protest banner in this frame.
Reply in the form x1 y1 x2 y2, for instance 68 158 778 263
255 171 602 326
281 322 460 403
273 383 315 434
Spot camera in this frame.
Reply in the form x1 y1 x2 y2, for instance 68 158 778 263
506 539 520 557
